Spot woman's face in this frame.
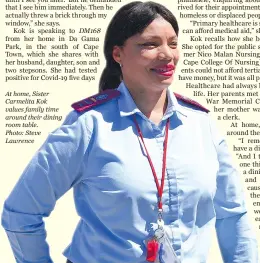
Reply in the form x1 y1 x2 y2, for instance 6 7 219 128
113 17 179 93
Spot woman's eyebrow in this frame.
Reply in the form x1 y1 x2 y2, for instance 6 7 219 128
139 35 178 40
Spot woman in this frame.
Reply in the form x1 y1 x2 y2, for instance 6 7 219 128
2 2 258 263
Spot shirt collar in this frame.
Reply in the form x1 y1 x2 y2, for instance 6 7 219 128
117 81 142 117
167 86 187 119
117 81 187 119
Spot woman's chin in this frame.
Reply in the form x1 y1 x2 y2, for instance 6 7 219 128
148 81 173 92
154 76 174 87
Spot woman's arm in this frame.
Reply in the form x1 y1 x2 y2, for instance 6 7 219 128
210 119 258 262
216 212 258 263
1 111 91 263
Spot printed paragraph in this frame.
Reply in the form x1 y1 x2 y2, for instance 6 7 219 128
4 91 62 143
4 0 123 83
177 0 260 227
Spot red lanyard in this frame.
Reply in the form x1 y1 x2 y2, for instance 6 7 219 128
132 116 170 211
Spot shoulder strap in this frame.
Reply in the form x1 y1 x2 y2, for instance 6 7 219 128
174 92 209 113
72 90 121 113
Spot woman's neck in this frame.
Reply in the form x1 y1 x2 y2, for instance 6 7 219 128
127 84 168 125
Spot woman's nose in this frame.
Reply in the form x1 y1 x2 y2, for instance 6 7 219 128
158 45 174 60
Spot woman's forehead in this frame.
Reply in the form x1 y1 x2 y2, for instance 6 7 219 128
135 18 177 39
127 18 177 39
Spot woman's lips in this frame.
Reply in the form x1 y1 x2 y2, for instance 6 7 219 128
151 65 175 77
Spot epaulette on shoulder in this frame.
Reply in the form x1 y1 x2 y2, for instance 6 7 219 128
174 92 210 113
72 89 121 113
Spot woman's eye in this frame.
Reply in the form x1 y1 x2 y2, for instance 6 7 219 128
139 42 178 49
140 43 157 48
169 42 178 48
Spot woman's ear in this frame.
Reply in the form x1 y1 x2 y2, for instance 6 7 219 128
112 46 122 65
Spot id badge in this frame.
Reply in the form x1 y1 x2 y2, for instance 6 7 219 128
145 227 164 262
145 228 180 263
156 230 180 263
